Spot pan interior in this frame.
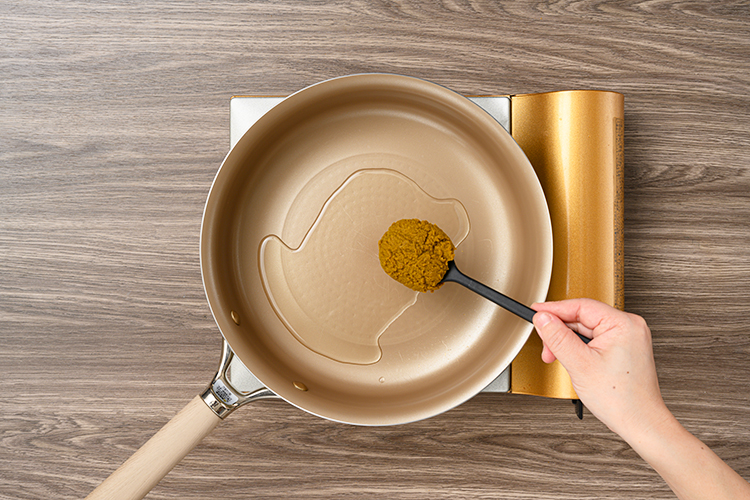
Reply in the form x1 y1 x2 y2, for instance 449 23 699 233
201 75 552 425
259 167 470 365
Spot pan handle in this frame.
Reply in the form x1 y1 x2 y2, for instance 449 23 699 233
85 394 221 500
86 340 277 500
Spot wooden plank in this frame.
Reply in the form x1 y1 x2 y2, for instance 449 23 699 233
1 1 749 498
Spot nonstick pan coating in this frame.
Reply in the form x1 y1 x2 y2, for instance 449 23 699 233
200 74 552 425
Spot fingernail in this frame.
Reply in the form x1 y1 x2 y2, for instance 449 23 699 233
534 312 553 328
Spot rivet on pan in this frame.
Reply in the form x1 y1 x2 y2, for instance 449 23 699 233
293 381 308 392
230 310 240 325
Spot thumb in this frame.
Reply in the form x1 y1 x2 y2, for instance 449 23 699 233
533 312 588 369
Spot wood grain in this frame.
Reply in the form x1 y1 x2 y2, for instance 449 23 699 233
2 1 749 498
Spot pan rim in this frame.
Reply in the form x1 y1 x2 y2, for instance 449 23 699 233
199 73 553 425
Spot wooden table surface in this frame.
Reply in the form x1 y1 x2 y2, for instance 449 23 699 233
2 1 749 499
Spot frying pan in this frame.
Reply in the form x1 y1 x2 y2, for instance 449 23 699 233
86 74 553 499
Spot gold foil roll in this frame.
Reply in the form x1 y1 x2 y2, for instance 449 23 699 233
510 90 625 399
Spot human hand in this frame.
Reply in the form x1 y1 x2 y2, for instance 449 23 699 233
531 299 671 441
532 299 750 499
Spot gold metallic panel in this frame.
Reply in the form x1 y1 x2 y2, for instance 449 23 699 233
510 90 625 399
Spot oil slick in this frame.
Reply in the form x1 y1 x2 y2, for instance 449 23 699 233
259 167 469 365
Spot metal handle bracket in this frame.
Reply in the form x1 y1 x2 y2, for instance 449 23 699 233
200 340 278 419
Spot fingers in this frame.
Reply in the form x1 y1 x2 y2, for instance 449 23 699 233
533 311 589 369
541 344 557 364
532 299 625 337
532 298 613 323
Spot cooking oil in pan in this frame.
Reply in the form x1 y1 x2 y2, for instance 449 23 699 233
259 168 469 365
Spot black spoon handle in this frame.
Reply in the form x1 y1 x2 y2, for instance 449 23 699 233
442 261 591 344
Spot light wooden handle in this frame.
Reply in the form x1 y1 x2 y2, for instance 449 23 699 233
86 395 222 500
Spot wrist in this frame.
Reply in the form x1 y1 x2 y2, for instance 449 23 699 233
613 400 678 452
617 405 750 500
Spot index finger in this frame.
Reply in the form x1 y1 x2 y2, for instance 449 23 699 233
531 298 622 332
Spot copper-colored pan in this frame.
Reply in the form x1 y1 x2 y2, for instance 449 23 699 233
87 74 553 500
